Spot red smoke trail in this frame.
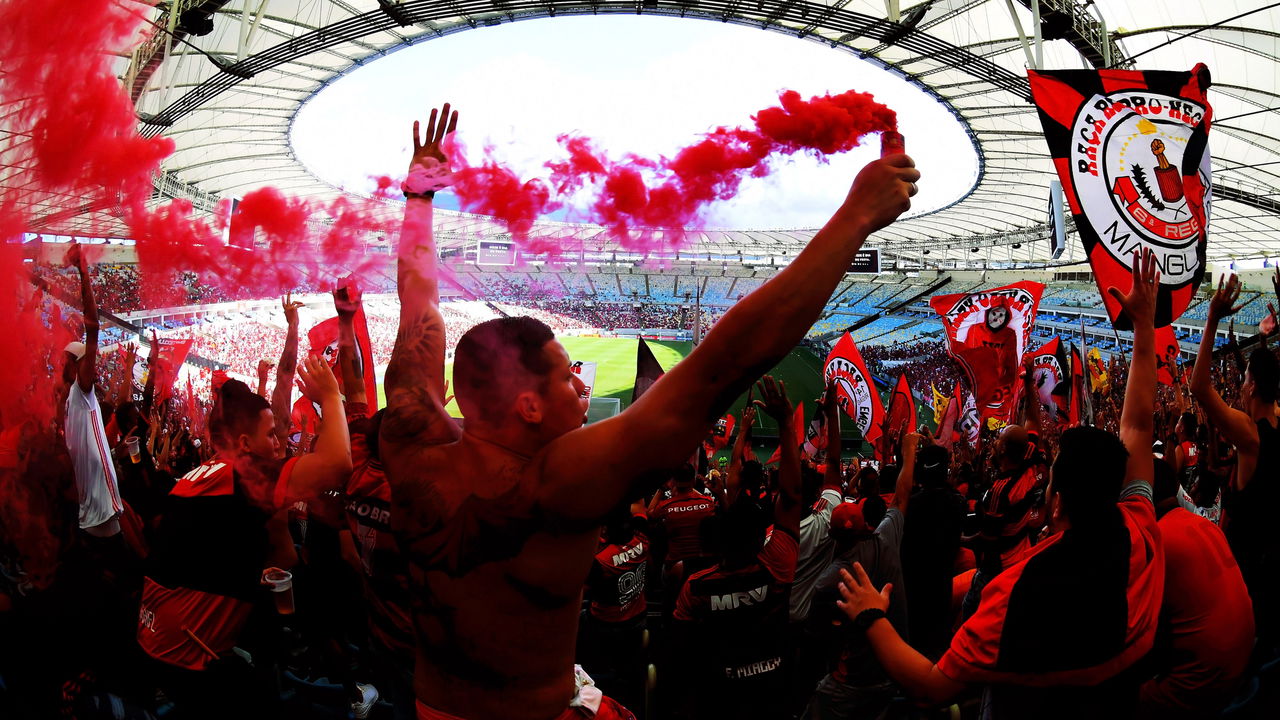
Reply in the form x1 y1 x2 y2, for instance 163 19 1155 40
0 1 403 431
450 89 896 250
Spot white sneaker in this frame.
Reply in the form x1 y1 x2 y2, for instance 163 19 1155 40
351 683 379 719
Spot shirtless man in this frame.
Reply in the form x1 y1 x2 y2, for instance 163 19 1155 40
379 103 919 720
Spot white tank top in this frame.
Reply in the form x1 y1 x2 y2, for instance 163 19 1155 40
64 382 123 534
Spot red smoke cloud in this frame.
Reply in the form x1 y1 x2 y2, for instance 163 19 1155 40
450 89 897 249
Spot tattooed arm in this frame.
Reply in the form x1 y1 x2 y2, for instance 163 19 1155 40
382 103 461 449
538 154 920 522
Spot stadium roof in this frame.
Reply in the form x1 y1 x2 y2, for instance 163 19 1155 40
31 1 1280 264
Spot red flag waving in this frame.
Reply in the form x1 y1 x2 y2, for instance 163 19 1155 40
703 413 736 461
1068 343 1093 426
887 374 916 435
711 413 736 451
931 282 1044 426
1028 337 1071 425
823 332 885 445
1155 325 1181 386
1028 65 1212 329
801 406 827 461
152 337 193 404
308 309 379 411
878 374 917 462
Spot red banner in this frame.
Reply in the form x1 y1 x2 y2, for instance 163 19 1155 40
1027 65 1212 329
1068 343 1093 426
1027 337 1071 425
153 337 192 404
823 332 885 445
930 281 1044 426
878 374 917 461
801 407 827 462
703 413 736 461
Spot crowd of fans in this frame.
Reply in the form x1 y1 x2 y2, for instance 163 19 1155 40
862 341 964 395
3 117 1277 720
109 297 721 386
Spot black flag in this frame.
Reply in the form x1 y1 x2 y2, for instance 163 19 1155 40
632 337 665 403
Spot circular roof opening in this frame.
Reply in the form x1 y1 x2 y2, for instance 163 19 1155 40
291 15 979 230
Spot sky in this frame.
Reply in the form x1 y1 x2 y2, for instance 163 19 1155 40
291 15 979 230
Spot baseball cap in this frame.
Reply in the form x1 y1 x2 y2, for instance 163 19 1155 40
917 445 950 484
64 341 87 361
830 500 875 537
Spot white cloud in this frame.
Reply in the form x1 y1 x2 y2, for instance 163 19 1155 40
292 15 978 229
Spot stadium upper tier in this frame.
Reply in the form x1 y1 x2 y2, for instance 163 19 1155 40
11 1 1278 267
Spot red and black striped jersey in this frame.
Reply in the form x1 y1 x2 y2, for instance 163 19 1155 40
139 456 295 670
673 530 797 681
653 490 716 564
345 405 413 659
587 519 650 624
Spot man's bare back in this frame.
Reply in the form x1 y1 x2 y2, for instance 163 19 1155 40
387 435 600 720
379 102 918 720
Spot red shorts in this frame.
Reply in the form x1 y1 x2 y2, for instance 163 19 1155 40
415 696 634 720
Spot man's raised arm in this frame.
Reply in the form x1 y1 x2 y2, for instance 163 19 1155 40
1110 249 1159 486
381 103 459 449
1189 273 1260 487
271 294 303 445
541 154 919 519
68 244 98 393
754 376 801 539
333 286 367 406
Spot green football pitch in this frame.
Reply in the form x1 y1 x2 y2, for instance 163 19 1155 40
377 336 884 459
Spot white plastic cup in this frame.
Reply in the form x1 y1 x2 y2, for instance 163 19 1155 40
263 569 295 615
125 437 141 464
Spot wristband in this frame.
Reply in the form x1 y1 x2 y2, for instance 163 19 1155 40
851 607 887 633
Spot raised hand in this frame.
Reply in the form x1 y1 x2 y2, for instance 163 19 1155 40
410 102 459 173
332 284 362 318
835 562 892 620
257 359 273 380
752 375 792 422
1262 303 1278 337
63 242 85 272
282 292 304 327
1107 247 1160 328
841 154 920 234
296 355 340 404
1209 274 1244 321
821 378 838 419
